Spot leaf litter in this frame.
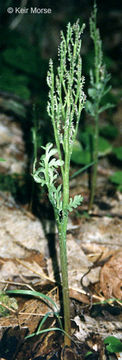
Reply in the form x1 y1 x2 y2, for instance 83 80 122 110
0 191 121 359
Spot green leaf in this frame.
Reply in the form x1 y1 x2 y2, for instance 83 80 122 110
36 310 63 335
113 147 122 161
98 103 114 114
85 100 95 116
36 311 53 334
100 125 118 140
98 136 112 156
92 298 122 305
0 158 5 162
104 336 122 353
41 143 57 161
70 160 96 179
118 184 122 192
42 143 63 168
6 289 58 311
80 127 106 156
79 130 92 150
71 141 90 165
85 351 93 357
109 171 122 185
68 194 83 212
102 85 112 97
72 149 91 165
25 327 72 340
96 82 103 90
33 143 64 212
72 140 83 151
88 88 97 98
33 143 63 188
52 184 62 212
32 169 43 184
71 136 112 164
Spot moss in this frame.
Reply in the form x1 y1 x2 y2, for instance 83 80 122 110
0 291 18 317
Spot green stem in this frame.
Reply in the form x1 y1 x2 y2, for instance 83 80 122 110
58 218 71 346
57 144 71 346
89 6 100 211
88 109 99 211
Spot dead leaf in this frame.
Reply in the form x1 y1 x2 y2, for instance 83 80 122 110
66 237 92 289
0 250 52 290
69 288 89 304
100 251 122 299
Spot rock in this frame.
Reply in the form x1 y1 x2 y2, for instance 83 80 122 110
0 114 27 174
0 194 48 258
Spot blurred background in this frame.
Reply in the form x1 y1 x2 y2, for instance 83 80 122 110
0 0 121 208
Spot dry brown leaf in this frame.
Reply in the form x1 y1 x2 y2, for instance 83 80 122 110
69 288 89 304
81 243 115 263
0 251 51 290
0 295 57 339
100 251 122 299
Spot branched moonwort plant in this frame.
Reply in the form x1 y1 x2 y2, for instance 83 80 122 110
33 21 86 345
86 1 114 211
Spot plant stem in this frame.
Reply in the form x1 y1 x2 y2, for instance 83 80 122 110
88 32 100 212
88 3 100 211
58 218 71 346
88 109 99 211
58 144 71 346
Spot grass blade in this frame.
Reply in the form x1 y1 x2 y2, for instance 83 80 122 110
71 161 96 179
6 289 58 311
